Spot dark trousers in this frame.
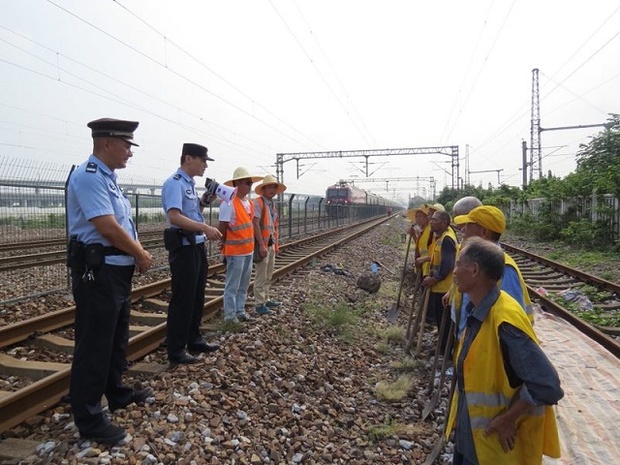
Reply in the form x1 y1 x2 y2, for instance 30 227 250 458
429 292 451 354
70 264 134 434
167 243 208 359
452 450 477 465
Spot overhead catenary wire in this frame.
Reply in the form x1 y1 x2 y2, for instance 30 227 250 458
440 0 494 144
290 0 377 147
111 0 322 150
443 0 518 144
43 0 318 151
0 27 281 156
266 0 375 147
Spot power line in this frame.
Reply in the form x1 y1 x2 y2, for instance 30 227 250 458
543 4 620 91
444 0 518 142
44 0 316 149
541 28 620 102
111 0 322 149
290 0 376 146
440 0 494 143
266 0 375 146
0 26 280 155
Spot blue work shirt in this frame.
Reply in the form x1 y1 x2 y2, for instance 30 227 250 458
161 168 205 245
454 287 563 464
67 155 136 266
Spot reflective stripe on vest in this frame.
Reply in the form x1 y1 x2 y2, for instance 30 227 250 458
429 227 457 293
257 197 279 254
446 291 560 464
223 197 254 256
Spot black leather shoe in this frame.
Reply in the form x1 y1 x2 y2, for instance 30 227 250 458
81 423 126 444
187 341 220 353
169 352 199 365
108 387 153 413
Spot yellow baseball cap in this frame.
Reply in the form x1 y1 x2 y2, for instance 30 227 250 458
454 205 506 234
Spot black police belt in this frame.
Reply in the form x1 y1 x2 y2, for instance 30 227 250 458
103 246 129 256
163 228 200 251
67 238 128 271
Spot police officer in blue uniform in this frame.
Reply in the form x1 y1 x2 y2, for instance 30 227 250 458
162 143 222 365
67 118 154 444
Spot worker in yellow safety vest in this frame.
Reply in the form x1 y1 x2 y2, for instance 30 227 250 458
447 237 562 465
422 209 457 353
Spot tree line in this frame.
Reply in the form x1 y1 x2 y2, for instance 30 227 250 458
437 114 620 250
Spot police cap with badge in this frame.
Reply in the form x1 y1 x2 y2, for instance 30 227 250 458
87 118 140 146
182 143 214 161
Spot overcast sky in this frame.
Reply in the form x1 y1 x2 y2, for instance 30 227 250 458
1 1 619 203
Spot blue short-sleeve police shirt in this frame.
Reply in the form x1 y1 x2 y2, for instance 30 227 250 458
67 155 136 266
161 168 205 244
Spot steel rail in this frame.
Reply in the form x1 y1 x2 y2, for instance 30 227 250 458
502 243 620 358
502 242 620 295
0 238 165 272
525 284 620 358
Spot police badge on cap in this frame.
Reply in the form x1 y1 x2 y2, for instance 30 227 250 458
88 118 140 147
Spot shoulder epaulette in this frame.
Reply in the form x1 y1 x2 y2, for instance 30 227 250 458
85 162 98 173
173 174 181 180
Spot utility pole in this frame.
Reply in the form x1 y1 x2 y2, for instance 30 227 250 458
529 68 607 184
464 144 470 185
530 68 541 180
522 140 528 189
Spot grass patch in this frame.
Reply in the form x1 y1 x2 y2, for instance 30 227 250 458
376 342 390 354
579 284 610 303
390 358 423 372
381 325 405 343
306 301 360 342
367 418 425 441
215 318 244 333
574 309 620 328
375 375 414 402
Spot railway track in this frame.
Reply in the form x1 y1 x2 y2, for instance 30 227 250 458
0 216 330 272
503 242 620 358
0 231 164 254
0 237 166 272
0 216 387 434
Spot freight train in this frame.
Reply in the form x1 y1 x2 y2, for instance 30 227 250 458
325 182 399 218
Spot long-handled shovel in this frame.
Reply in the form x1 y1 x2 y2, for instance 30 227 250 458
405 287 429 353
387 233 413 322
422 319 455 421
405 269 422 339
414 288 432 356
425 306 450 388
422 374 457 465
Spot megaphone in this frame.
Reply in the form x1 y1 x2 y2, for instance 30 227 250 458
203 178 236 203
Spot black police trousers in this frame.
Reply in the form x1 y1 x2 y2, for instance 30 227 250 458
70 264 135 434
166 242 208 359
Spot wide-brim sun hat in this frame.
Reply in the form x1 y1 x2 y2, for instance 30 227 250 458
224 167 264 186
428 203 445 213
405 204 430 221
255 174 287 195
